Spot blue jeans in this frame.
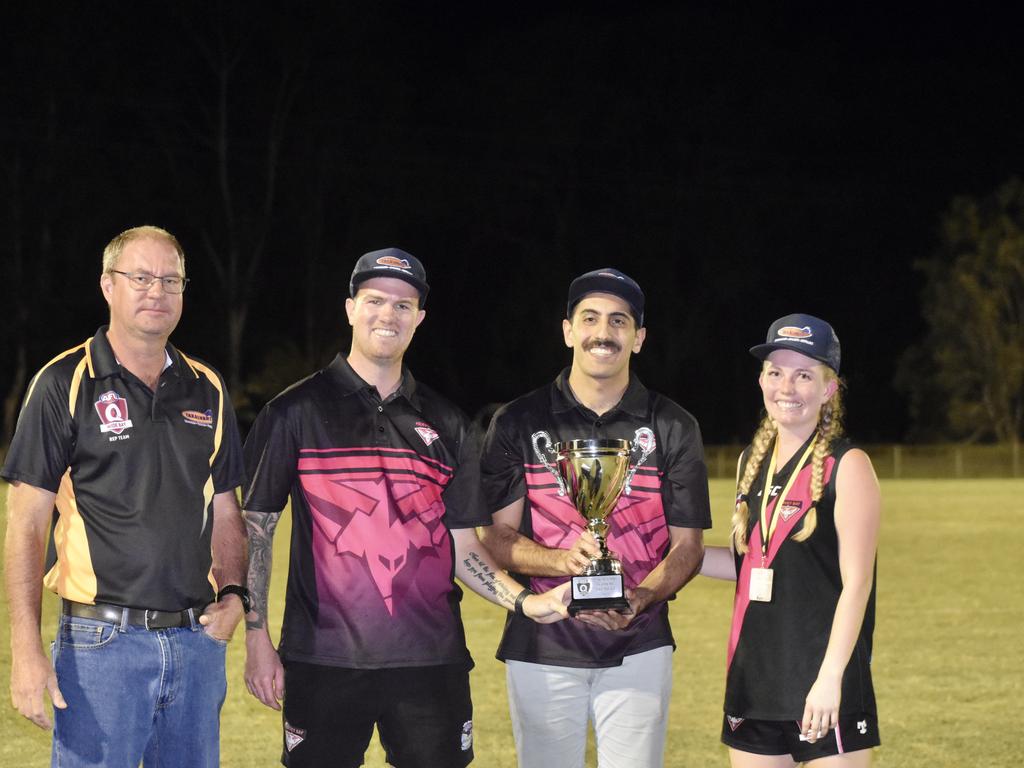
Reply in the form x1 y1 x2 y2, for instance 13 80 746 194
51 612 227 768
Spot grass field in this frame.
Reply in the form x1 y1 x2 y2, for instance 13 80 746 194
1 478 1021 767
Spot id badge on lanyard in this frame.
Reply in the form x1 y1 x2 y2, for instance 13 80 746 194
748 437 816 603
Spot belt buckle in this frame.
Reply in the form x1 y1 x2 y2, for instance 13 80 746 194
144 609 157 630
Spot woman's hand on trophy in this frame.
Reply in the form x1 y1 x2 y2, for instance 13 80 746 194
560 530 601 575
525 582 572 624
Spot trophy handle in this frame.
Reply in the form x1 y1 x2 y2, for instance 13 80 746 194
531 431 567 496
623 427 656 495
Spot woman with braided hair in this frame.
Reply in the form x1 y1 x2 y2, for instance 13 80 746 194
701 314 881 767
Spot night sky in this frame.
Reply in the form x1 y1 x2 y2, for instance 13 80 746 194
2 4 1022 444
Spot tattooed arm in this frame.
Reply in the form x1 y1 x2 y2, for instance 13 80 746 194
243 509 285 710
451 528 569 624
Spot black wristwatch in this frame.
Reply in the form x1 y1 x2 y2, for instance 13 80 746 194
216 585 252 614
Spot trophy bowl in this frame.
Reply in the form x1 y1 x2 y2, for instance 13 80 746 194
553 438 633 615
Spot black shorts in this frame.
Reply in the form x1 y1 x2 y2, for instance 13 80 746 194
281 660 474 768
721 712 880 762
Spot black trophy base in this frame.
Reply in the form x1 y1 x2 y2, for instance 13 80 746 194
567 572 633 615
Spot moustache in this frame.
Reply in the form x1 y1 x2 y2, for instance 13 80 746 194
584 339 621 353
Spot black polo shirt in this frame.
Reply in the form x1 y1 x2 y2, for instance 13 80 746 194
243 354 488 669
1 327 244 612
480 369 711 667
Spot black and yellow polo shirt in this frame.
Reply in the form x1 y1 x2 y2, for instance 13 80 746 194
1 327 244 612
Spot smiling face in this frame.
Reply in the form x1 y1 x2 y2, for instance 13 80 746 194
759 349 838 435
100 235 184 343
345 277 425 368
563 292 646 384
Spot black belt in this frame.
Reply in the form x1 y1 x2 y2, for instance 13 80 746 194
62 599 198 630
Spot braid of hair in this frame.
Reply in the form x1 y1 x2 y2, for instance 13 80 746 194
731 415 777 554
792 381 845 543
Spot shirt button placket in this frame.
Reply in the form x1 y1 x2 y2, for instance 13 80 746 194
376 404 386 445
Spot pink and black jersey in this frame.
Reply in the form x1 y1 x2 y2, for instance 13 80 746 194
480 371 711 668
725 436 877 720
243 355 488 669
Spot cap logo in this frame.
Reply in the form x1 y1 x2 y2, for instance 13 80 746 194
375 255 411 270
777 325 813 340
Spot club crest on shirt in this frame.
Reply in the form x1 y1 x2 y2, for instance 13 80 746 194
726 715 745 731
779 500 802 521
284 722 306 752
414 422 440 446
182 409 214 429
94 390 133 435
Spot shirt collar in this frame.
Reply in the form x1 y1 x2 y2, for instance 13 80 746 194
326 354 421 409
552 367 649 420
87 326 194 380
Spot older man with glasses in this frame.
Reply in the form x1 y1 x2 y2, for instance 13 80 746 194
2 225 248 768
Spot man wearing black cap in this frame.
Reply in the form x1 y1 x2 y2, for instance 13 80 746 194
479 268 712 768
241 248 569 768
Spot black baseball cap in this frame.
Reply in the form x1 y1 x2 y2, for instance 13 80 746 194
349 247 430 306
749 313 841 373
566 268 645 327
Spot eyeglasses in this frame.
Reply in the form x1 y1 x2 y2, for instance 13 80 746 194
109 270 190 294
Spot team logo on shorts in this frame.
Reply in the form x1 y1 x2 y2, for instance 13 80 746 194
857 720 868 735
94 391 133 434
182 409 214 429
284 722 306 752
726 715 745 731
779 501 802 521
461 720 473 751
414 422 440 446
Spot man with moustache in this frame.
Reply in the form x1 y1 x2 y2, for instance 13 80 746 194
241 248 569 768
2 225 247 767
478 268 712 768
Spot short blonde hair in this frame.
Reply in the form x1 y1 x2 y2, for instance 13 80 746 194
102 225 186 275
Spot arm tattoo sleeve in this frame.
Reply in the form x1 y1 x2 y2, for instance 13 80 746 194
244 510 280 630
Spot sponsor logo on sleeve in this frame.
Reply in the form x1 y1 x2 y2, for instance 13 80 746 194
182 409 214 429
461 720 474 751
726 715 745 731
95 391 133 435
414 422 440 446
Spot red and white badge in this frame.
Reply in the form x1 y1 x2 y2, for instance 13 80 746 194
94 390 133 434
414 422 440 446
779 501 802 521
